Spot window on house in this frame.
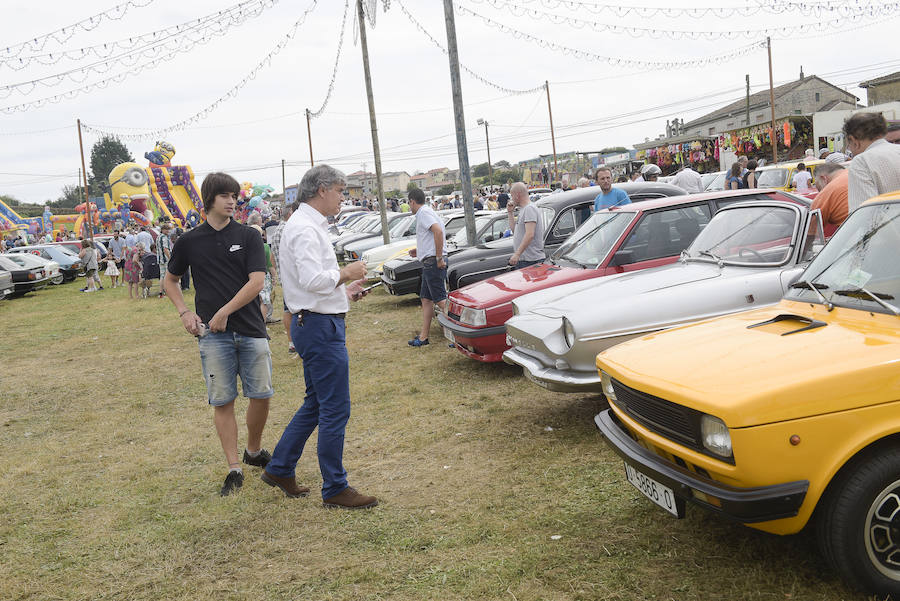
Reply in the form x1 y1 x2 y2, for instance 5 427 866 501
757 114 765 122
708 127 715 135
727 122 734 128
815 92 821 102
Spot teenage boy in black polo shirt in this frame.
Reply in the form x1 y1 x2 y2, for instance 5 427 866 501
163 172 274 496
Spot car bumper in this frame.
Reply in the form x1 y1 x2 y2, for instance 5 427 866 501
437 313 507 362
595 408 808 523
380 272 420 296
502 347 601 392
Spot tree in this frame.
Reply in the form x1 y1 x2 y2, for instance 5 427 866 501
89 135 134 196
1 194 20 206
598 146 628 154
406 182 419 193
437 184 455 196
495 160 512 169
472 162 490 178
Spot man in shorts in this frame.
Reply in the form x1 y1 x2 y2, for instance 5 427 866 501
407 187 446 347
163 172 273 496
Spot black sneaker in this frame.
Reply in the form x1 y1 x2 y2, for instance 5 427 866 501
242 448 272 468
220 470 244 496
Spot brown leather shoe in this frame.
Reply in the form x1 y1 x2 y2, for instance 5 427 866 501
261 471 310 498
323 486 378 510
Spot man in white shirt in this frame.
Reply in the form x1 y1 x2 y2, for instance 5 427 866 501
844 112 900 210
407 187 446 347
670 163 704 194
791 163 813 191
263 164 377 510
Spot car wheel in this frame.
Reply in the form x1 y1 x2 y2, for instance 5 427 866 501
817 444 900 597
51 275 64 285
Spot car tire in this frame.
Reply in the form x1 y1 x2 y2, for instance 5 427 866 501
817 444 900 597
51 275 64 285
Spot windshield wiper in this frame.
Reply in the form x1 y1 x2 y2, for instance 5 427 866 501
789 280 833 310
698 250 724 267
834 287 900 316
558 254 590 269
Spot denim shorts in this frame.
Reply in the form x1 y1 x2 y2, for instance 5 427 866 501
420 256 447 302
198 331 273 406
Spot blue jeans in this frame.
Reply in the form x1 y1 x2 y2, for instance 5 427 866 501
267 312 350 499
512 258 543 270
197 331 273 406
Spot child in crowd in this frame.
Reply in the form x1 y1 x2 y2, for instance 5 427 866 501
104 252 120 288
140 243 160 299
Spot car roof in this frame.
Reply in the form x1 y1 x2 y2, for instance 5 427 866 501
534 181 686 210
601 188 791 213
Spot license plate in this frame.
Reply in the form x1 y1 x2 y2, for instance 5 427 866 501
443 327 455 343
624 462 683 518
523 368 550 389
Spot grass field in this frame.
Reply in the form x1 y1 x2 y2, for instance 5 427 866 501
0 281 877 600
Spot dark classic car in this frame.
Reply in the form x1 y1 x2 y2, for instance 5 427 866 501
380 211 512 296
444 182 687 292
0 254 50 296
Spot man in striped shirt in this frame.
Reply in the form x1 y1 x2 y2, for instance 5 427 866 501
844 112 900 211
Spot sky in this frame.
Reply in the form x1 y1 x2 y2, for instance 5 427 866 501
1 0 898 205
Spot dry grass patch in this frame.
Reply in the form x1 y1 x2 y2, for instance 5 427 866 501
0 283 876 600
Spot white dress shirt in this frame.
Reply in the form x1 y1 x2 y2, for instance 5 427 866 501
848 138 900 211
671 167 704 194
280 202 348 314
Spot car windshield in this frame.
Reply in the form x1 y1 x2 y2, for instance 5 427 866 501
358 216 382 232
450 214 496 245
704 172 726 191
786 202 900 314
52 246 79 257
685 205 797 265
3 254 38 267
551 211 635 268
0 256 19 270
444 216 466 238
389 215 414 238
756 168 789 188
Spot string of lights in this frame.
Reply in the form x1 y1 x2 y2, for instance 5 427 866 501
456 3 767 69
466 0 899 19
1 0 159 60
0 2 280 97
1 0 281 71
78 0 319 139
308 0 350 119
471 0 899 40
395 0 545 96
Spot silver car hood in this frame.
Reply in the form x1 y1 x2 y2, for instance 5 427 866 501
507 259 804 372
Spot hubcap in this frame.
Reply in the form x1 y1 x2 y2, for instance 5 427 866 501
865 478 900 580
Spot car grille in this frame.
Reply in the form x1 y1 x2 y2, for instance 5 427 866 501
610 379 702 449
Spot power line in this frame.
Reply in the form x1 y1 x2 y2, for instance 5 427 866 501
79 1 321 138
1 0 281 72
308 0 350 119
455 3 767 70
1 0 159 60
0 1 281 97
471 0 899 40
395 0 544 96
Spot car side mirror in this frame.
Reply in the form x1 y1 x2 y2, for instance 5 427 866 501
609 249 634 267
483 234 494 242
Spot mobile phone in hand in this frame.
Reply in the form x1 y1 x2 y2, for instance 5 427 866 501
362 281 382 293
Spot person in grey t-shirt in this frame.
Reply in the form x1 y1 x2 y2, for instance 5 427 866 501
507 181 545 269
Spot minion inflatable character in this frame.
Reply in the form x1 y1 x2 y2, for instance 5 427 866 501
108 162 151 218
144 141 176 168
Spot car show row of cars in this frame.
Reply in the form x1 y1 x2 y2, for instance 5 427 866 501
0 236 111 299
326 180 900 596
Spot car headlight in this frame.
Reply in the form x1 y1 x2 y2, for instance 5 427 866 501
459 306 486 326
600 371 617 401
562 317 576 348
700 415 732 458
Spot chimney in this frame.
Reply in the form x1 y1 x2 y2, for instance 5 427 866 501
800 66 805 80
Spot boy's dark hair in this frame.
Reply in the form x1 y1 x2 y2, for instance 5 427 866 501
408 187 426 205
746 160 758 170
843 112 887 141
201 172 241 212
797 162 806 171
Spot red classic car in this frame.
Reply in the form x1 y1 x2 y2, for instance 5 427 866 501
437 189 809 362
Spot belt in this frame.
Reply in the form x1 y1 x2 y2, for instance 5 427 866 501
294 309 346 320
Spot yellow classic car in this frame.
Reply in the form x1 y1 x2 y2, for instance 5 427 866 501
754 158 824 191
594 190 900 596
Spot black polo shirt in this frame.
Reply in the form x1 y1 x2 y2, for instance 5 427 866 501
168 219 267 338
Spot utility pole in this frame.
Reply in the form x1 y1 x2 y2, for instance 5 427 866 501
305 108 315 167
281 159 286 196
477 118 492 189
356 0 389 244
767 37 778 165
545 80 558 185
443 0 476 244
76 119 94 244
745 74 750 127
